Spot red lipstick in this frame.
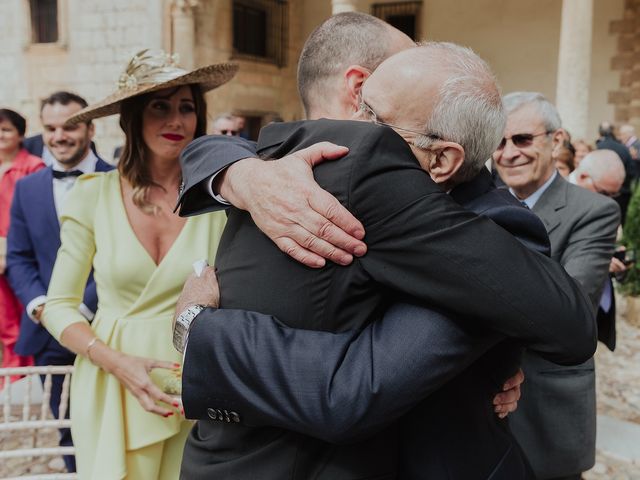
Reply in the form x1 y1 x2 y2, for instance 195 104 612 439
162 133 184 141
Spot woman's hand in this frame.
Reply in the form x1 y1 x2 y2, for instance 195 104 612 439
92 343 181 417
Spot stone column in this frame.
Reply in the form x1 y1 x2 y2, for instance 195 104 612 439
332 0 358 15
171 0 198 69
555 0 593 139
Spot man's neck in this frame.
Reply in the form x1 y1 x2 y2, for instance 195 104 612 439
511 170 557 210
53 149 93 172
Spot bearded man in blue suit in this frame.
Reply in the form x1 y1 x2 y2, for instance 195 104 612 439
6 91 113 473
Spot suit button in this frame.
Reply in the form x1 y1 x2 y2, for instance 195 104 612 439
207 408 217 421
229 411 240 423
215 409 224 421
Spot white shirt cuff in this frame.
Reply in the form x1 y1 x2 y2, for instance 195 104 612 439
26 295 47 323
79 303 95 321
206 171 231 205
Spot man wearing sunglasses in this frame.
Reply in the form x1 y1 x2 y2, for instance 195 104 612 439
210 113 239 137
494 92 620 480
175 16 595 480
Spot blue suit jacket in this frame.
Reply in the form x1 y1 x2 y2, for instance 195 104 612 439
7 160 113 357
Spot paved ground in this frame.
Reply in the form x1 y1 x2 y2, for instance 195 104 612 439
584 294 640 479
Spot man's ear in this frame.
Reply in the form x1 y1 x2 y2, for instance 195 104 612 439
344 65 372 112
87 121 96 140
551 129 564 149
429 142 465 185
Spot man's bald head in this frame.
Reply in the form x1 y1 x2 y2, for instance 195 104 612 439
297 12 414 118
575 149 626 197
361 42 505 186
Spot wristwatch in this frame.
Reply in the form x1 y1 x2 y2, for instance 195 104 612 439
173 304 207 354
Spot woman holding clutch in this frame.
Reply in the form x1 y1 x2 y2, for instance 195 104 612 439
43 51 236 479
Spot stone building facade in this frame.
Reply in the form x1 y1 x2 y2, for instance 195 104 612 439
0 0 634 159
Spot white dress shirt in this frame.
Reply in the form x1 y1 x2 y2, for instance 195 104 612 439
510 171 557 209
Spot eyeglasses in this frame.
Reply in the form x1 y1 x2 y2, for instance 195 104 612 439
496 131 552 151
358 93 442 141
220 129 239 136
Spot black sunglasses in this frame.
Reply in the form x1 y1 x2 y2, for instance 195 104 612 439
496 131 552 151
221 129 239 136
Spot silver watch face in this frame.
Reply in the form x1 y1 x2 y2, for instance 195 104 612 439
173 305 205 352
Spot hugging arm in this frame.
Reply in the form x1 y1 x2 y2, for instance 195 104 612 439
179 135 366 267
183 303 499 443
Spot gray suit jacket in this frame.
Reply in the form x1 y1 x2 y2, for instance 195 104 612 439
510 174 620 478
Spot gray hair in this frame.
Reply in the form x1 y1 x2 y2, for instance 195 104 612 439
503 92 562 132
413 42 506 183
297 12 402 115
620 124 635 136
576 150 626 185
213 112 236 123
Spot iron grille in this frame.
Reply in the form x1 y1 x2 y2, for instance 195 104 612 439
371 1 422 41
30 0 59 43
232 0 289 68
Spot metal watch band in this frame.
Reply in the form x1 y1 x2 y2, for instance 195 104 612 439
173 304 206 353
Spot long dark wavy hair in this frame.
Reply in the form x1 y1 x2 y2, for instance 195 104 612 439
118 84 207 214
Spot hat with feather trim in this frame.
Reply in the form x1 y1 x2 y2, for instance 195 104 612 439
65 49 238 125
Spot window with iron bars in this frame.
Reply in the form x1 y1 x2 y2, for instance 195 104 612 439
29 0 58 43
232 0 288 68
371 1 422 41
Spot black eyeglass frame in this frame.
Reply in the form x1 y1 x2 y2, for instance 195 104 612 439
357 92 442 142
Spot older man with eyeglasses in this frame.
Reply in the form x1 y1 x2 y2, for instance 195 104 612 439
494 92 621 480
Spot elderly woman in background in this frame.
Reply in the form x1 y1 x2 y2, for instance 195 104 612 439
42 51 236 478
0 109 44 377
572 139 593 168
554 140 576 178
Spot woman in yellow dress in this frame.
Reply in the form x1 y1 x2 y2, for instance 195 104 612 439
42 51 237 479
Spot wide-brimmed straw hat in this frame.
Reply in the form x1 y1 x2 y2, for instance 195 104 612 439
65 49 238 125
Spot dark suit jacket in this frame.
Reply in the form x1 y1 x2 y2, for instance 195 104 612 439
184 168 549 479
22 134 46 158
510 174 620 478
179 120 595 480
7 161 113 357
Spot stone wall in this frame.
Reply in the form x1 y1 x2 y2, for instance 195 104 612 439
0 0 166 160
610 0 640 131
196 0 306 124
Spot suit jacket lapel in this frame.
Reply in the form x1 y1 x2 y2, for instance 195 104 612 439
532 174 567 235
95 158 113 172
37 168 61 233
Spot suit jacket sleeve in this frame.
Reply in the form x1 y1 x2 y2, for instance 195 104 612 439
184 304 499 443
178 135 258 215
6 181 48 305
559 198 620 305
42 176 98 340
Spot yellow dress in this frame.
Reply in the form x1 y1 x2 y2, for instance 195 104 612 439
43 170 226 479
